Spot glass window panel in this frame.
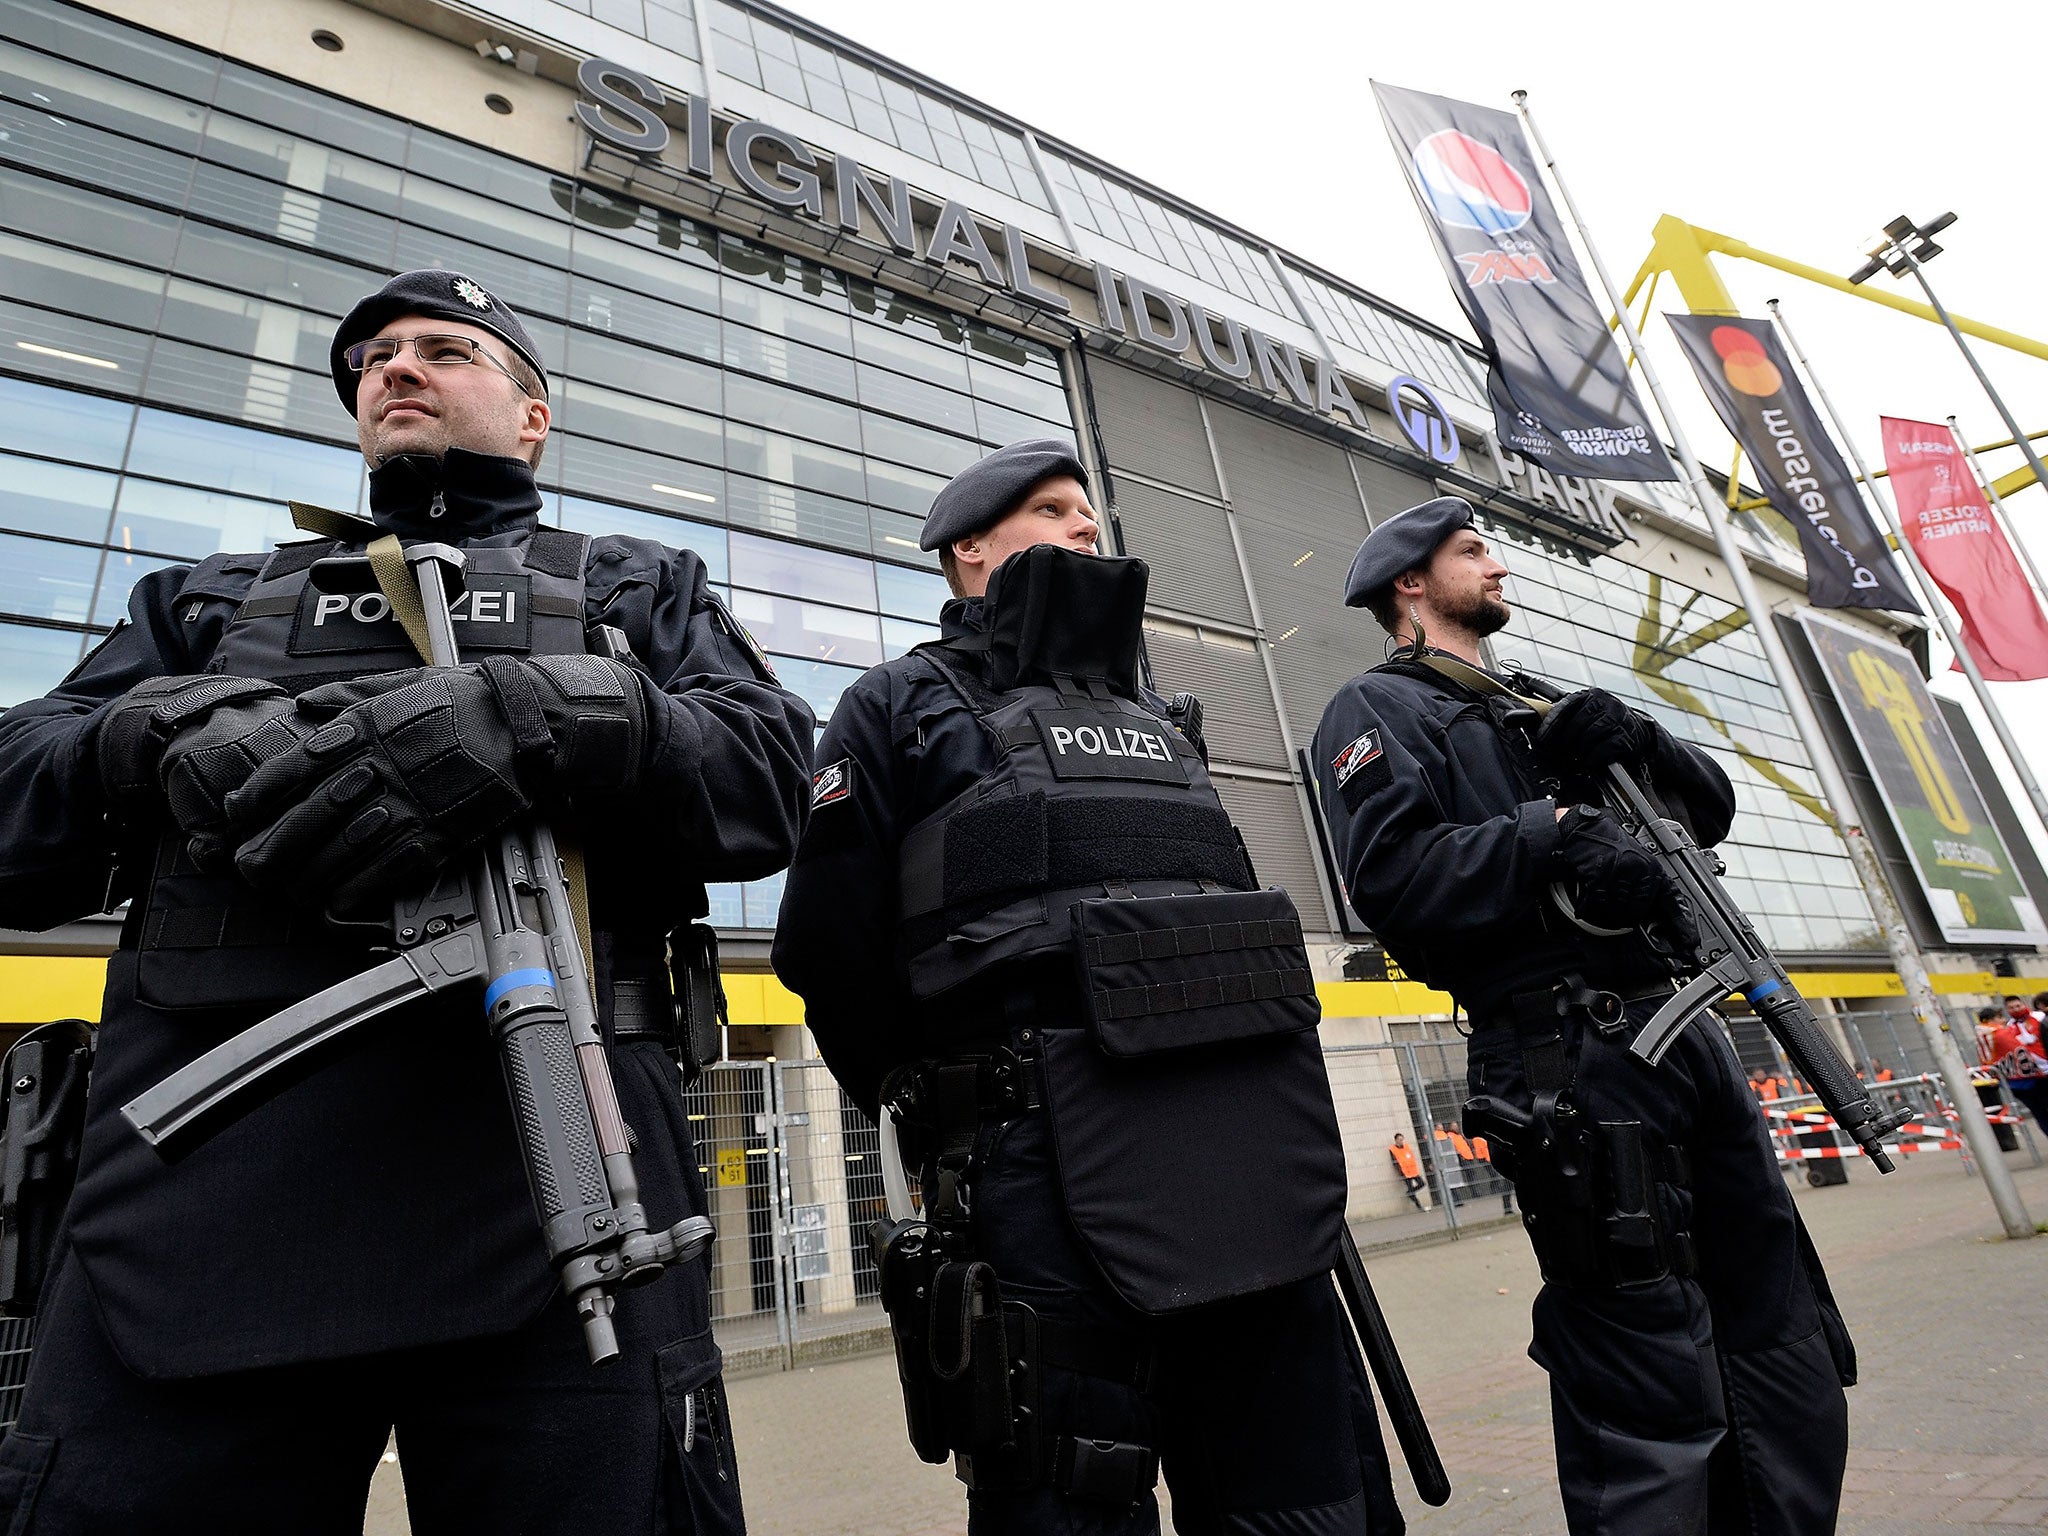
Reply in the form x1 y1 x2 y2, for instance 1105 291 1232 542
558 494 727 581
0 301 150 393
400 173 570 270
90 548 182 627
764 655 864 723
390 225 568 320
1 233 167 332
0 620 88 707
752 19 799 63
0 39 208 152
974 401 1074 449
840 60 883 100
848 94 895 143
741 870 784 930
719 240 851 317
125 408 363 505
170 223 383 321
721 279 851 352
139 341 347 444
870 510 935 565
850 316 967 386
892 115 935 162
0 170 184 270
722 324 857 400
724 376 862 453
966 358 1069 420
112 477 296 559
728 528 874 609
724 421 865 500
569 279 720 361
0 98 194 210
0 0 216 96
645 9 700 56
793 39 838 77
564 332 721 414
881 614 939 659
861 456 946 518
553 432 723 515
717 38 762 89
855 364 976 438
406 133 569 224
722 472 869 553
727 588 881 668
875 561 949 621
157 282 334 373
0 533 101 624
590 0 647 32
0 455 114 543
214 63 410 162
703 882 743 928
758 55 806 106
567 194 719 285
859 414 980 478
554 379 723 463
184 162 397 270
199 110 404 215
0 377 133 468
806 79 853 128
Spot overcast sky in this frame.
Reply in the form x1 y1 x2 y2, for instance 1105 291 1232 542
791 0 2048 862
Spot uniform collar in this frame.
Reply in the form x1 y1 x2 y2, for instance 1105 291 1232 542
938 596 987 642
367 448 543 540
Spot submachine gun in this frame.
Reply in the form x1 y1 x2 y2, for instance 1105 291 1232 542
121 542 711 1363
1441 654 1910 1172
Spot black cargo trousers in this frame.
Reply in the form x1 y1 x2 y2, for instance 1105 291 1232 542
1466 1001 1855 1536
0 1041 744 1536
957 1109 1403 1536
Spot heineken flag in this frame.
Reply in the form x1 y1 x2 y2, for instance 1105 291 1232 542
1796 608 2045 945
1880 416 2048 681
1372 82 1673 482
1668 315 1919 613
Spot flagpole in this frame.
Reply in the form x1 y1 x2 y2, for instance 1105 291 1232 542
1950 417 2048 607
1769 300 2048 831
1512 90 2032 1238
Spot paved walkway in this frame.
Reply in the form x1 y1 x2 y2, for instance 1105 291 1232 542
366 1148 2048 1532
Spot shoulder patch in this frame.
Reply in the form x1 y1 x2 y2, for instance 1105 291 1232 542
811 757 855 810
1332 729 1393 810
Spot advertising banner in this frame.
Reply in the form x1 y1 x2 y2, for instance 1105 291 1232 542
1795 608 2046 945
1372 83 1672 483
1880 417 2048 681
1668 316 1919 613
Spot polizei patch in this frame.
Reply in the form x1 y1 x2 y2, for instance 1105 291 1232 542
1032 708 1188 783
811 758 855 809
289 572 533 655
1332 728 1392 809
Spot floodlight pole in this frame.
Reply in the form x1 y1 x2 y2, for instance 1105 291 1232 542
1513 92 2032 1237
1769 300 2048 831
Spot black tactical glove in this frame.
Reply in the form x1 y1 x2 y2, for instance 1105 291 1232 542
1554 805 1699 954
1535 688 1658 775
224 655 651 914
95 674 298 821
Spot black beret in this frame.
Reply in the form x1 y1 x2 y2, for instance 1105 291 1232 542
330 269 548 416
1343 496 1476 607
920 438 1087 552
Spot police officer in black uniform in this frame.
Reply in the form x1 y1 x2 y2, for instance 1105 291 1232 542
774 440 1403 1535
1312 497 1854 1536
0 271 815 1533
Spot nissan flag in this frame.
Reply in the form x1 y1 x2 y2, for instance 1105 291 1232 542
1372 83 1673 482
1668 316 1919 613
1881 418 2048 681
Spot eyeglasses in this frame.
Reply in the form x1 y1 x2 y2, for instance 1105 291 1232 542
342 333 532 394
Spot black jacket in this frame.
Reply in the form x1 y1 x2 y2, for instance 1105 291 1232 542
0 451 816 1376
1311 653 1734 1014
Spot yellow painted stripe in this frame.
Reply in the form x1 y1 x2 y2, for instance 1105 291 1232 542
0 955 2033 1030
0 955 108 1022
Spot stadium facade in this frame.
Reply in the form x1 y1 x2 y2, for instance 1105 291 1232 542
3 0 2041 1042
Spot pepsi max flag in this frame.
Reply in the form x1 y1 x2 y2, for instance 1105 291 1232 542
1373 83 1672 483
1668 315 1918 613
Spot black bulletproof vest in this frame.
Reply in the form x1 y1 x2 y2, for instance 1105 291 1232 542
896 646 1252 1001
130 529 591 1012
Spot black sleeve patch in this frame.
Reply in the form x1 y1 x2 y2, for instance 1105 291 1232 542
811 757 855 809
1333 729 1394 811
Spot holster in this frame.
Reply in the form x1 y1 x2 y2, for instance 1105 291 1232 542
668 924 727 1085
0 1020 95 1317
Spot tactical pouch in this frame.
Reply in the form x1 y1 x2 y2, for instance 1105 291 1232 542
1072 887 1319 1057
0 1021 95 1317
669 924 727 1085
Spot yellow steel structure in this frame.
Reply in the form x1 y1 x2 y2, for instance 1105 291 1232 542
1622 216 2048 497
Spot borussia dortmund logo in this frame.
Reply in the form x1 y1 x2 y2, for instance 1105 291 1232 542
452 276 492 311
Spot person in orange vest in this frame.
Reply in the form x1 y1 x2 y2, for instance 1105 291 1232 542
1389 1133 1427 1210
1470 1134 1516 1216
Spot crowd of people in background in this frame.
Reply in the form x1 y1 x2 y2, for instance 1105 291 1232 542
1978 993 2048 1130
1386 1124 1515 1215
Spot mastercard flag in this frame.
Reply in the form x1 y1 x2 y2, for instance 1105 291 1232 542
1881 418 2048 681
1668 315 1918 613
1373 83 1673 483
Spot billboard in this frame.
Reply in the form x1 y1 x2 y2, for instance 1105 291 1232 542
1796 608 2047 945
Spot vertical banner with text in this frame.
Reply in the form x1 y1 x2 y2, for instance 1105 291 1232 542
1880 417 2048 681
1372 83 1672 483
1796 608 2045 944
1668 315 1919 613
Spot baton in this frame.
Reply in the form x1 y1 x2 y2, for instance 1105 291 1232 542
1335 1226 1451 1507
